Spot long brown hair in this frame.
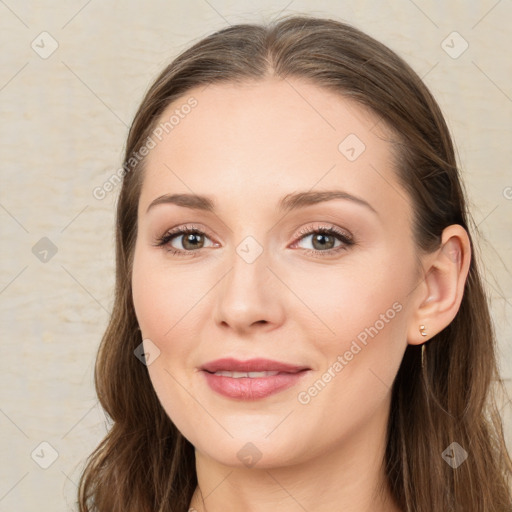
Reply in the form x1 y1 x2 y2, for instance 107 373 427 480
78 15 512 511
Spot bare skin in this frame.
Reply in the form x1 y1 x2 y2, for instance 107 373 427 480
131 77 471 512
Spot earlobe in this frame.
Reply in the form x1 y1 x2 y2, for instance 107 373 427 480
408 224 471 346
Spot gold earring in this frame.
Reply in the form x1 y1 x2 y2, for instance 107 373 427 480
419 325 428 369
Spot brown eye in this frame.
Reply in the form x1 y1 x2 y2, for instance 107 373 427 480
294 225 354 255
293 226 355 256
155 225 216 256
178 232 206 250
309 232 337 251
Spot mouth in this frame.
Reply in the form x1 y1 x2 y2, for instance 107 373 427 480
200 358 311 400
208 370 282 378
200 357 310 374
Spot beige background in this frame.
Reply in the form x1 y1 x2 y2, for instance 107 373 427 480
0 1 511 510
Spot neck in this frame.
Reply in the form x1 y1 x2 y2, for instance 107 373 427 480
189 400 402 512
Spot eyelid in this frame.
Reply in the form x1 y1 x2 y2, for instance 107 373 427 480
291 223 354 244
161 223 216 241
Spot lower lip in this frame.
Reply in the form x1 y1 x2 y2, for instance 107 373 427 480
202 371 309 400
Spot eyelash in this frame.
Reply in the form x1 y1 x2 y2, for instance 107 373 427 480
293 224 355 256
153 223 355 258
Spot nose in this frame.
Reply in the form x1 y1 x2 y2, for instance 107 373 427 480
212 242 286 335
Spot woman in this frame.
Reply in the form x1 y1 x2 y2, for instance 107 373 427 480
78 15 512 511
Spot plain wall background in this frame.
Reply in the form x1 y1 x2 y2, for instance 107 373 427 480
1 1 511 510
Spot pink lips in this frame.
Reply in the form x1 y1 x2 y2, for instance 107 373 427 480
200 358 310 400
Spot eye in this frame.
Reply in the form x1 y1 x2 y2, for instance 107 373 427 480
291 224 355 257
154 224 217 256
154 223 355 258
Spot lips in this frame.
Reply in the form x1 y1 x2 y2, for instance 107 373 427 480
200 358 310 400
201 357 309 374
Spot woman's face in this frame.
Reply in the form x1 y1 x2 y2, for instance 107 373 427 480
132 78 422 468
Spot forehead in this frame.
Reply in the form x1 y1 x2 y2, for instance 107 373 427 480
139 77 409 219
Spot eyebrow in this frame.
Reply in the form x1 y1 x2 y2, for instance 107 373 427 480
145 190 378 215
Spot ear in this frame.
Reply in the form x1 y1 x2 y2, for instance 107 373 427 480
407 224 471 345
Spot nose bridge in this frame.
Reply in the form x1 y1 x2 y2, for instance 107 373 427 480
213 234 283 329
223 237 270 306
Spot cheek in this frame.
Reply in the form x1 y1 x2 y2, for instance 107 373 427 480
290 253 410 405
131 260 168 337
291 278 407 449
131 250 202 433
289 254 409 342
132 247 202 338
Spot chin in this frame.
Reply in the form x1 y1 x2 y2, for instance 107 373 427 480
188 427 312 470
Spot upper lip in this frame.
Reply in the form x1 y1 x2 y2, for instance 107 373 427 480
200 358 310 373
